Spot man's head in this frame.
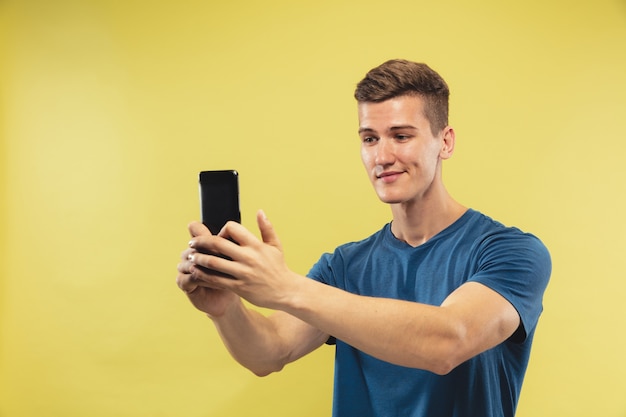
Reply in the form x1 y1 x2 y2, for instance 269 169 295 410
354 59 450 135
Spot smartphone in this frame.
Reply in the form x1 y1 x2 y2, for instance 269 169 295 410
199 170 241 235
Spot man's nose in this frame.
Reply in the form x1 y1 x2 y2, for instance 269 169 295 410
375 138 395 166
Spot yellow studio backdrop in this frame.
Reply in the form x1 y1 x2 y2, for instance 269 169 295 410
1 0 625 416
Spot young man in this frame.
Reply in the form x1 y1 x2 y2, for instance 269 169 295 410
176 59 551 417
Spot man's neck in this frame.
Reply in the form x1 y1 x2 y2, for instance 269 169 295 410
389 192 466 247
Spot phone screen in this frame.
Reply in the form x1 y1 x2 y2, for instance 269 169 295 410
199 170 240 235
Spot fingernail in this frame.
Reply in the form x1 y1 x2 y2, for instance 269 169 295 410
188 254 195 262
189 240 195 248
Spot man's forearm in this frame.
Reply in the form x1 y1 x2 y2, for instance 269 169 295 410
211 298 290 376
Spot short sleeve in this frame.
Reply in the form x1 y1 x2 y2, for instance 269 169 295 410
469 230 551 342
307 252 339 345
307 252 337 286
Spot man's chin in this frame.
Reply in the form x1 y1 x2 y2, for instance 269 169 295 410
376 194 405 205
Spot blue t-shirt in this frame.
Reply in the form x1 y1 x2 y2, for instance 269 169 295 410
307 209 551 417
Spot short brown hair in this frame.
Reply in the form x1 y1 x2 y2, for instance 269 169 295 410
354 59 450 134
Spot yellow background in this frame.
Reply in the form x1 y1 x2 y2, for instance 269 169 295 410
1 0 625 416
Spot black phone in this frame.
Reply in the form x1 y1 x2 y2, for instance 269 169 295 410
199 170 241 235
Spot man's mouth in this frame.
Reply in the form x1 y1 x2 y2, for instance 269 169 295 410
376 171 403 183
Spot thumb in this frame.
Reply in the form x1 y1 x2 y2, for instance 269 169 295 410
257 210 282 249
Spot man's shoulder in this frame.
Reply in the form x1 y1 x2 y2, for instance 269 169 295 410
334 223 391 254
460 209 534 238
461 210 550 264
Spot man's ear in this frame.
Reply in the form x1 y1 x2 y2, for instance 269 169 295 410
439 126 456 160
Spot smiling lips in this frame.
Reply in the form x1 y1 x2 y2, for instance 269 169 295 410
376 170 404 183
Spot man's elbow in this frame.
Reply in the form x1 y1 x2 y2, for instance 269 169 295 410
425 325 470 375
428 357 461 376
245 360 286 377
251 368 274 377
250 367 279 377
426 344 464 375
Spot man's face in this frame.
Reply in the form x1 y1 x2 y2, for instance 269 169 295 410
358 95 453 205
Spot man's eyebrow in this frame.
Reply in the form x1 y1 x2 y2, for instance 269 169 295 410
358 125 418 134
389 125 418 131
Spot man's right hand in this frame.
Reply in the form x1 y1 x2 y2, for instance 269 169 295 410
176 222 240 318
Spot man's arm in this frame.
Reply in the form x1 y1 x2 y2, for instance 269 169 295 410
211 301 329 376
186 211 520 375
283 278 519 374
177 220 329 376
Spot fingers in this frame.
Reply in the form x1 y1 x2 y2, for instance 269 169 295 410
177 256 233 293
177 223 240 304
188 221 211 238
257 210 282 249
217 221 255 247
179 211 281 287
177 248 202 293
212 210 280 249
190 232 240 261
188 250 238 279
176 270 198 293
180 247 195 262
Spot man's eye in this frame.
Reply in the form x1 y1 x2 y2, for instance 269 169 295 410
396 134 410 140
362 136 378 143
